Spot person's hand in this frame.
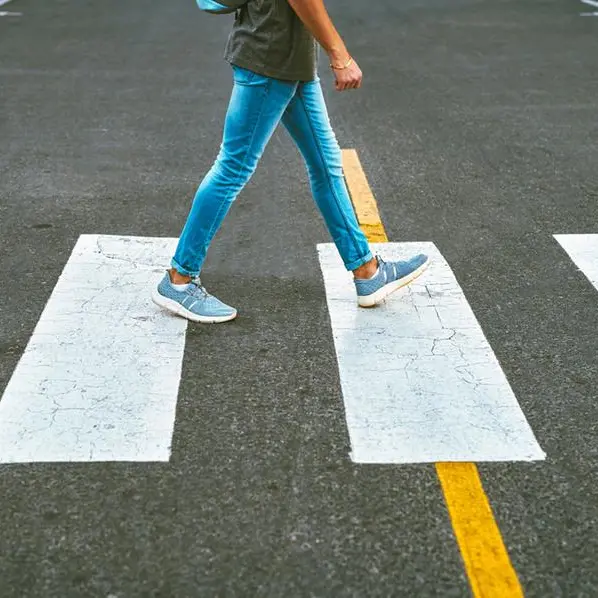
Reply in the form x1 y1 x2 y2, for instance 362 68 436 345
331 56 362 91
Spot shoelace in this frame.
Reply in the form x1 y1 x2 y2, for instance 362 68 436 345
377 256 398 280
187 277 209 299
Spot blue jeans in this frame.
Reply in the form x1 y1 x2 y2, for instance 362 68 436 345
172 65 373 276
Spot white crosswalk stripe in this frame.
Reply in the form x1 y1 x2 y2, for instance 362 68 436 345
554 234 598 292
318 242 545 464
0 235 185 463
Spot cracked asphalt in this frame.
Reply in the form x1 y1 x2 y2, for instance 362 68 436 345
1 0 598 596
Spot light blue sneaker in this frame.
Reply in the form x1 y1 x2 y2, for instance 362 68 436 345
152 272 237 323
354 254 429 307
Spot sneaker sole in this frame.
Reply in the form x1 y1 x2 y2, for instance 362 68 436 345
151 291 237 324
357 258 430 308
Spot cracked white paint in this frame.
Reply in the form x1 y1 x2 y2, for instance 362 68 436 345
318 242 545 463
554 234 598 292
0 235 185 463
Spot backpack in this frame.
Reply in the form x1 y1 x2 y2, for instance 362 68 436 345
196 0 247 14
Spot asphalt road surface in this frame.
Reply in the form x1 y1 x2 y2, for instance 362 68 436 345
1 0 597 596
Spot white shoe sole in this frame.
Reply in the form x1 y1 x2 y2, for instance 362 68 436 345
357 258 430 308
151 291 237 324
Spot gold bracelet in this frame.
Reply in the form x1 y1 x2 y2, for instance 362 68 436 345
330 56 353 70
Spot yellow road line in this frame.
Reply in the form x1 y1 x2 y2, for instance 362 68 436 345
341 148 525 598
437 463 524 597
341 150 388 243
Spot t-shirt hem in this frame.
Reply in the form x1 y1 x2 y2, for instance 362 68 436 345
224 54 317 82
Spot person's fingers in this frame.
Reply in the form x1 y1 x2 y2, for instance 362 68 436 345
335 71 363 91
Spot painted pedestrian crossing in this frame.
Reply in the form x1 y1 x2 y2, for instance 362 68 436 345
0 234 595 464
3 233 596 464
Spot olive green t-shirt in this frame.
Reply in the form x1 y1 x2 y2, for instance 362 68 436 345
223 0 319 82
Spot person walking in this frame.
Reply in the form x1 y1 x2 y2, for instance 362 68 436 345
152 0 429 323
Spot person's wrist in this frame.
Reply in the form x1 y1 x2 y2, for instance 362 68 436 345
330 56 353 71
327 47 351 68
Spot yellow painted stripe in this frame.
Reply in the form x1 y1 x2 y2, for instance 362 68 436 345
341 149 388 243
341 149 525 598
436 463 524 597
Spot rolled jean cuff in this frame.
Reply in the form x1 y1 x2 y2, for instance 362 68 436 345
170 257 200 278
344 251 374 271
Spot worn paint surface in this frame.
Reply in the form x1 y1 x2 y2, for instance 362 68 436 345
317 241 545 463
0 235 186 463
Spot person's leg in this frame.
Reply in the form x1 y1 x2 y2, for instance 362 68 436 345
280 78 374 274
152 67 298 323
171 66 298 279
281 78 429 306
